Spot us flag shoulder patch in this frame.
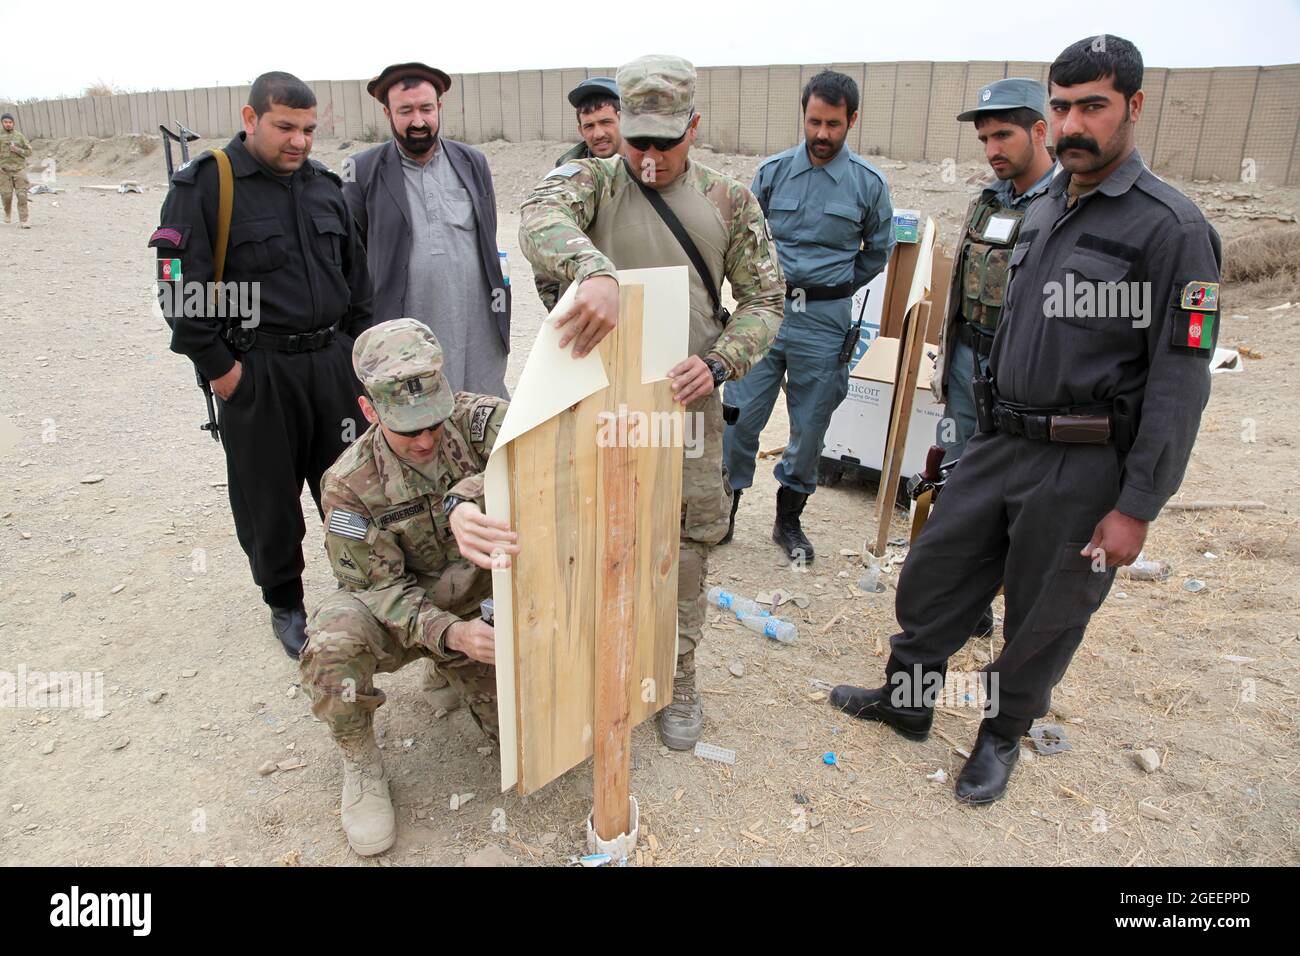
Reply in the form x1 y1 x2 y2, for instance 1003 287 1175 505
327 509 370 541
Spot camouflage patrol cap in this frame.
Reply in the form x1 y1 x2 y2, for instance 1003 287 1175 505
352 318 455 432
616 55 696 138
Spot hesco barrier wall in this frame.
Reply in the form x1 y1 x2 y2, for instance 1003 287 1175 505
4 60 1298 184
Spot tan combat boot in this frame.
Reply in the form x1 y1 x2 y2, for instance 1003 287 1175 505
657 651 703 750
420 659 463 713
338 732 395 856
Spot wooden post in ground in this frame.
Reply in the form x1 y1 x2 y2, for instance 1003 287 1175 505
873 300 931 557
593 411 637 841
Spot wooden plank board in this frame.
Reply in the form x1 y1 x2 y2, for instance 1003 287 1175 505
486 267 688 794
873 219 937 556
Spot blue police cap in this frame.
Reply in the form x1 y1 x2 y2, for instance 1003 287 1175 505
567 76 620 108
957 78 1047 122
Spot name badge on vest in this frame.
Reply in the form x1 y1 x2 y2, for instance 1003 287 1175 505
982 214 1019 243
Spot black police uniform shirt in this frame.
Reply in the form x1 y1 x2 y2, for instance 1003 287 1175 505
150 132 374 382
990 149 1222 523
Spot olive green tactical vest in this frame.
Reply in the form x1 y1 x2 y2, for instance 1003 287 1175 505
958 190 1027 331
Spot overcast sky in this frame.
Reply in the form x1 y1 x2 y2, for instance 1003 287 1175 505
3 0 1297 100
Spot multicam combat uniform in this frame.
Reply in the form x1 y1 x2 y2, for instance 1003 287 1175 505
519 154 785 663
0 123 33 224
301 392 506 745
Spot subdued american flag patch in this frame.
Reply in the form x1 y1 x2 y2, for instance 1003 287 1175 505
327 509 369 541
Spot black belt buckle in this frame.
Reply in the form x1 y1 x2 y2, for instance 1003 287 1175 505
286 333 302 352
1022 414 1050 441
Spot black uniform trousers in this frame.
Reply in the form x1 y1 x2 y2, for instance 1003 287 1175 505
888 429 1119 737
216 338 363 608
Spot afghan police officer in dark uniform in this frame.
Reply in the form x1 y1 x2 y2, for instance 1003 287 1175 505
151 72 374 658
933 78 1056 638
722 70 894 563
831 36 1222 804
554 77 622 167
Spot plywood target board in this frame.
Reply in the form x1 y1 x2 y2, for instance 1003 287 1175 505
485 267 689 794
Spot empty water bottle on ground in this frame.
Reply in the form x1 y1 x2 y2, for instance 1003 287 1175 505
738 611 797 644
707 586 769 620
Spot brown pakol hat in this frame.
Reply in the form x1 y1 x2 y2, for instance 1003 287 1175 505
367 62 452 102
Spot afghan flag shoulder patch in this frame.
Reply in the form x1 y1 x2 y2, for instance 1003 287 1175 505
157 258 182 282
1171 310 1215 352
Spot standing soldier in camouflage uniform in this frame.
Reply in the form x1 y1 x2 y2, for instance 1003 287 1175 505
932 78 1056 640
519 54 785 750
301 318 519 857
1 113 33 229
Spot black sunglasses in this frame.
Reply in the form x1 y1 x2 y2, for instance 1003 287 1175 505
626 113 695 152
390 419 446 439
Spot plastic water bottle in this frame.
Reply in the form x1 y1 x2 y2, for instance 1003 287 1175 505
738 611 797 644
498 249 510 286
707 587 769 620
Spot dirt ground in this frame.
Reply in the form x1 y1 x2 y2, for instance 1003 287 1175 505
1 134 1297 867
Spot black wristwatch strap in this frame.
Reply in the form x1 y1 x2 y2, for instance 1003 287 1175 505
442 495 470 516
704 356 728 387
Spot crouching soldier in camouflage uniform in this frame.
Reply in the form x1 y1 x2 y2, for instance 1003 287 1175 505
519 55 785 751
301 318 519 857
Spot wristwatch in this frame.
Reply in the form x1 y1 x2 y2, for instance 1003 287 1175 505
442 495 471 516
703 356 729 388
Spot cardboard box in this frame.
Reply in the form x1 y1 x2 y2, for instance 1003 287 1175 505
822 336 943 478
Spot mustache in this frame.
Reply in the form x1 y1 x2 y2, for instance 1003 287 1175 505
1056 135 1100 154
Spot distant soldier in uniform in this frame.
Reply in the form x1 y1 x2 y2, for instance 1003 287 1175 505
721 70 895 562
554 76 623 167
831 36 1222 805
932 77 1056 639
519 54 785 750
1 112 33 228
151 72 374 658
301 318 518 857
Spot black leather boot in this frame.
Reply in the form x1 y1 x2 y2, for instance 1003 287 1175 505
828 683 933 740
271 605 309 660
718 488 742 545
772 486 814 563
955 721 1021 805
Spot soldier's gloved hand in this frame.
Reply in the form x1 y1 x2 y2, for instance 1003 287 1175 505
1081 509 1149 568
668 355 714 406
556 274 619 359
449 501 520 570
446 619 495 666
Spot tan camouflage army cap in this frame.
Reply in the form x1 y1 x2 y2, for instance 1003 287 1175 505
352 318 455 432
617 55 696 138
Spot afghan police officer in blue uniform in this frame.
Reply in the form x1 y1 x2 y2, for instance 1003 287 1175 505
831 36 1222 805
933 77 1056 639
722 71 895 562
